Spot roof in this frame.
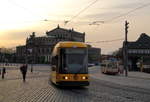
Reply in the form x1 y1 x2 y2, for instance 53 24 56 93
55 41 87 48
46 26 85 36
127 33 150 49
52 41 87 56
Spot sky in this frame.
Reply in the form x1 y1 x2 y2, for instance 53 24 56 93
0 0 150 54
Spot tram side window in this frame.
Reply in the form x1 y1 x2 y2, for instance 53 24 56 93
60 49 66 73
101 64 106 67
51 56 58 71
108 64 112 68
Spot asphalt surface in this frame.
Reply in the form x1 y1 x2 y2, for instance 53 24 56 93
0 65 150 102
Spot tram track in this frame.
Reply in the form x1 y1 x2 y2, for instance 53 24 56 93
62 77 150 102
93 78 150 95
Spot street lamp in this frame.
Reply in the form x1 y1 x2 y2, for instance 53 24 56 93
27 48 33 73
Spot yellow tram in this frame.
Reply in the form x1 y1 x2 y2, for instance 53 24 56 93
50 41 89 86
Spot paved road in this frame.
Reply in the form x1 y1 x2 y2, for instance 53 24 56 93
89 66 150 90
0 65 150 102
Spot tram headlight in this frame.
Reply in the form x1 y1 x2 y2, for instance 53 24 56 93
65 76 68 80
82 76 86 80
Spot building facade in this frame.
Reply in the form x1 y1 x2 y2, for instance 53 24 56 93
124 33 150 71
16 26 85 63
88 47 101 64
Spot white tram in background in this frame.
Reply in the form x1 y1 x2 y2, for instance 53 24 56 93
101 60 119 75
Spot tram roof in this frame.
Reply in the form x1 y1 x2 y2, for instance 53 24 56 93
55 41 87 48
52 42 87 56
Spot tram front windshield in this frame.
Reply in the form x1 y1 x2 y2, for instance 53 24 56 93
108 62 117 69
61 48 88 74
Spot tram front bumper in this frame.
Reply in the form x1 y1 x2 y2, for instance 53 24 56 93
56 81 89 86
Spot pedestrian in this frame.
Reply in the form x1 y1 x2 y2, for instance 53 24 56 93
0 68 1 75
2 67 6 79
31 64 33 73
20 64 28 82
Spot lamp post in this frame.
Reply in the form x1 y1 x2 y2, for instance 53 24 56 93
123 20 129 77
27 48 33 73
140 57 143 72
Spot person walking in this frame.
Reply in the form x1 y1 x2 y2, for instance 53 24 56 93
20 64 28 82
2 67 6 79
31 64 33 73
0 68 1 75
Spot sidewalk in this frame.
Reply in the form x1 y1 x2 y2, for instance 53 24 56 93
0 65 50 81
89 66 150 90
0 67 50 102
128 71 150 79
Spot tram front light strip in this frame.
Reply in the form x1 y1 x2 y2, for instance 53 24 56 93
63 76 88 80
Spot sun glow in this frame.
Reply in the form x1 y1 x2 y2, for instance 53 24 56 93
0 0 66 30
0 0 150 54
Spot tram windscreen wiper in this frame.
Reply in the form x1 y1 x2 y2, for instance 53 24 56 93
74 56 87 75
75 67 84 74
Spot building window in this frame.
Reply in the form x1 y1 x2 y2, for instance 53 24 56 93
39 49 40 54
147 50 150 54
47 48 49 53
42 49 44 54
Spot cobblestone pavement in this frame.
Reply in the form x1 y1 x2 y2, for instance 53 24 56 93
0 65 150 102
